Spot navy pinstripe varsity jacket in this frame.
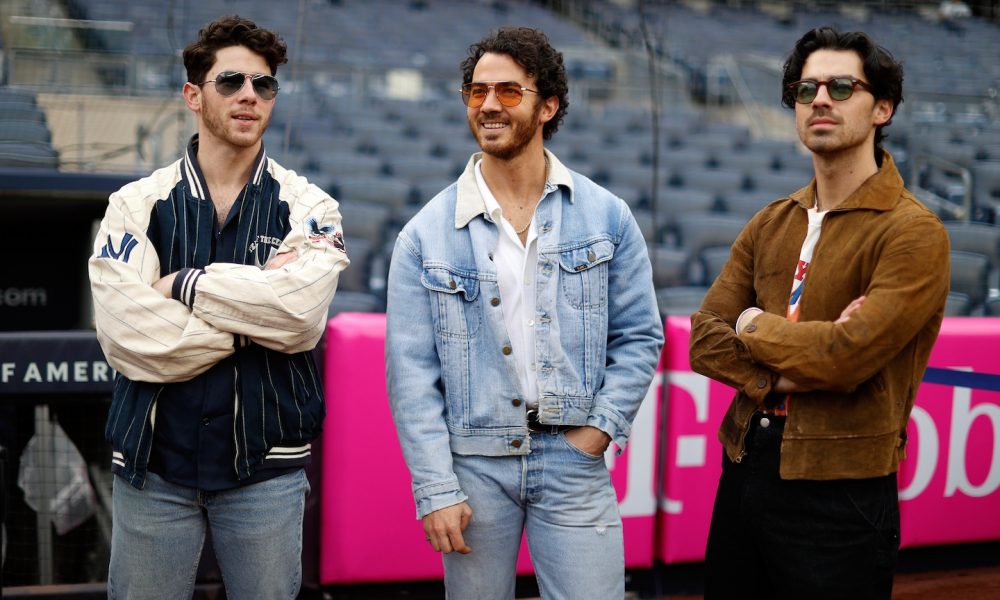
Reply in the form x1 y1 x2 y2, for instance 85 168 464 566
90 137 349 488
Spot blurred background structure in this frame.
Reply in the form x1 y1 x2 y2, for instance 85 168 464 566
2 0 1000 598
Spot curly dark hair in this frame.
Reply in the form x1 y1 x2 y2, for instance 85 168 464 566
461 27 568 140
183 15 288 85
782 27 903 162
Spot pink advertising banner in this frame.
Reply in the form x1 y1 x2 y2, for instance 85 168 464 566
319 313 664 585
655 316 1000 564
320 314 1000 583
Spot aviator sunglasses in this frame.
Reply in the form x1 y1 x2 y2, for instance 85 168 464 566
461 81 539 108
787 77 871 104
199 71 280 100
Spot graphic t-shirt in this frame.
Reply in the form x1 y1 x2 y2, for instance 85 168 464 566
772 205 828 415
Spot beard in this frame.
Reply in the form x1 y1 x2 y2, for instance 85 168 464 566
469 100 543 161
201 96 269 149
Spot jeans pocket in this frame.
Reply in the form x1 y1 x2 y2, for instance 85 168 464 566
844 475 900 569
560 431 605 460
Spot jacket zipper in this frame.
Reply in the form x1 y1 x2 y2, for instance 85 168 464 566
733 409 755 463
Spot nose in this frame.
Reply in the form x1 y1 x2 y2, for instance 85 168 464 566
235 76 257 102
479 85 503 112
810 83 833 107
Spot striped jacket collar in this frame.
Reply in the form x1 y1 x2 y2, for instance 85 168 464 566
181 134 269 201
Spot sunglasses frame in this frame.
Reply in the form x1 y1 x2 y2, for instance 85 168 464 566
460 81 539 108
199 71 280 100
787 77 871 104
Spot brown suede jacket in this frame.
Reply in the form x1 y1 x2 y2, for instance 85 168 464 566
690 152 950 480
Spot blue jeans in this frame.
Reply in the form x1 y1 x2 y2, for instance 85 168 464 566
705 413 899 599
108 469 309 600
444 430 624 600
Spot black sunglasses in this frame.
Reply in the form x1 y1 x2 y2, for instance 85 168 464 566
787 77 871 104
199 71 280 100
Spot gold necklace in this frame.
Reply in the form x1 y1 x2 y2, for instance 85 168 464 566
513 217 531 235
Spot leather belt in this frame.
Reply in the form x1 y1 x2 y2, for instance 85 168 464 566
526 408 573 433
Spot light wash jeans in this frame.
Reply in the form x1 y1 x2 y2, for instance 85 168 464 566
108 469 309 600
444 430 624 600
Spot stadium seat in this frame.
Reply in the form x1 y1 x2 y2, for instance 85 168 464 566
721 190 777 219
972 161 1000 215
0 121 51 144
384 155 454 183
333 176 412 211
949 250 990 308
337 237 373 293
699 246 732 287
328 290 384 318
672 167 748 198
944 221 1000 272
986 296 1000 316
338 201 392 245
0 142 58 169
648 245 691 288
944 291 974 317
655 286 709 317
674 213 747 260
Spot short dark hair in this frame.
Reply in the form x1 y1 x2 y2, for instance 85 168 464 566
461 27 568 140
183 15 288 85
781 27 904 160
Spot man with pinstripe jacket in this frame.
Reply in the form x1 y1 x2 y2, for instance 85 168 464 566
89 16 348 599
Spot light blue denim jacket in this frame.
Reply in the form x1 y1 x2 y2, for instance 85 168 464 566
386 150 664 518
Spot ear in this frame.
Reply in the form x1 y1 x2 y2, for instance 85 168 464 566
873 97 893 127
538 95 559 125
182 82 202 113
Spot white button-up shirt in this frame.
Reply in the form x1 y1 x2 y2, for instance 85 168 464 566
475 160 541 407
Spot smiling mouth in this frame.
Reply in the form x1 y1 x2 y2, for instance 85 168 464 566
482 122 507 130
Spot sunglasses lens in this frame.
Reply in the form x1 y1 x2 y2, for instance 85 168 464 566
215 72 246 96
495 83 523 107
795 82 817 104
252 75 279 100
461 84 485 107
829 78 855 101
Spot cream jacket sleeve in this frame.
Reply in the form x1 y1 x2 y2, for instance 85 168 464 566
89 168 237 383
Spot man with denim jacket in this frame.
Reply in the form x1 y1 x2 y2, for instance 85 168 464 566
386 27 662 598
690 28 949 598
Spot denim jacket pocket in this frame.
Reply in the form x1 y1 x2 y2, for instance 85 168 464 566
421 265 483 339
558 239 614 309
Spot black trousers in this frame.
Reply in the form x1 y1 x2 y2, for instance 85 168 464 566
704 413 900 600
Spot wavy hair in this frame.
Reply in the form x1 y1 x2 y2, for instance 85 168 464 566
183 15 288 85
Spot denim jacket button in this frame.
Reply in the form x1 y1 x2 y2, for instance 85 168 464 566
512 398 522 407
511 439 522 448
587 250 596 262
502 345 512 355
448 280 457 290
490 297 500 306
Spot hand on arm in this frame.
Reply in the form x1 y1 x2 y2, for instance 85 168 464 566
263 250 298 270
744 295 868 394
423 502 473 554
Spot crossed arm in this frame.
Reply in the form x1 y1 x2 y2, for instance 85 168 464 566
90 183 347 383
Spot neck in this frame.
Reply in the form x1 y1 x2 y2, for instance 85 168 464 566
479 143 548 212
811 144 879 211
196 135 260 190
